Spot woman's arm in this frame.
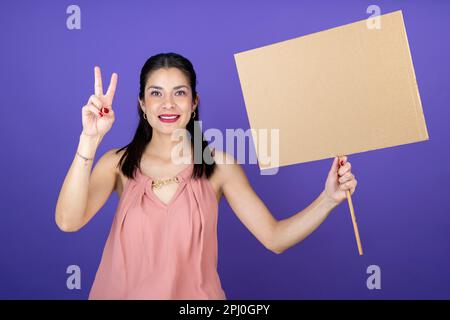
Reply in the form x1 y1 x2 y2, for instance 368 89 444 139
215 151 356 254
271 156 357 253
55 138 117 232
55 66 118 232
56 133 102 231
271 191 338 254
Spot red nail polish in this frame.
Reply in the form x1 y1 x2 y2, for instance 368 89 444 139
103 107 109 114
99 112 103 117
340 160 344 166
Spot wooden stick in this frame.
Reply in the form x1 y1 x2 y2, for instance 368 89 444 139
345 189 363 255
339 156 363 256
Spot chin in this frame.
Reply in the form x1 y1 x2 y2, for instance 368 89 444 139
158 124 186 135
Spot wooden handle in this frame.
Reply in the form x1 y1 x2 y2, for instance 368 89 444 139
338 155 363 256
345 189 363 255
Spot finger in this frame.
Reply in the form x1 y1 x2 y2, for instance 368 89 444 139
83 104 104 117
94 66 103 96
338 172 354 184
339 179 357 191
338 155 348 167
88 95 102 110
106 72 118 100
350 180 358 195
338 162 351 176
329 157 339 175
101 106 112 115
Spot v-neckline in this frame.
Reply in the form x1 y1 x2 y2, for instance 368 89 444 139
148 180 185 208
138 163 194 208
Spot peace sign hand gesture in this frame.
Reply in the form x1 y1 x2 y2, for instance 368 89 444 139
81 66 118 138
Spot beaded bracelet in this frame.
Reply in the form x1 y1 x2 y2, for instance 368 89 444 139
76 151 93 161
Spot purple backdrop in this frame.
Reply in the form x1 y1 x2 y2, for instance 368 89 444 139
0 0 449 299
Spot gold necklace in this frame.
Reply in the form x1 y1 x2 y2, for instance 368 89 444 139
151 176 180 189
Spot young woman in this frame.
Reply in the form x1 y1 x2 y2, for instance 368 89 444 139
55 53 357 300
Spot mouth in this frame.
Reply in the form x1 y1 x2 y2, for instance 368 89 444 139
158 114 180 123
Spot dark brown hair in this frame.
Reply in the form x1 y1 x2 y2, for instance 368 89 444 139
116 53 215 180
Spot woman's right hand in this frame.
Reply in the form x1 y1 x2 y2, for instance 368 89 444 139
81 66 118 138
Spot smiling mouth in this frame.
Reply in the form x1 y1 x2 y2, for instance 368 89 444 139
158 114 180 123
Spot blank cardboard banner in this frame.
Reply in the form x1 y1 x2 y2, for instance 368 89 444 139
234 10 429 170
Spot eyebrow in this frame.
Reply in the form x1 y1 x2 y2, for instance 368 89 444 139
147 85 189 90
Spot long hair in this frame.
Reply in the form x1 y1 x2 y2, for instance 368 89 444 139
115 53 216 180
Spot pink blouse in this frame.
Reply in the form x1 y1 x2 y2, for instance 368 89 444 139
88 163 226 300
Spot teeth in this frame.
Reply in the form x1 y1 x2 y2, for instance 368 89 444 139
160 115 178 119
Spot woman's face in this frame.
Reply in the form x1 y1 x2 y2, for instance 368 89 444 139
140 67 198 135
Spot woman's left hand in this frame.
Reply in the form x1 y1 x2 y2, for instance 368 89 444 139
324 156 358 205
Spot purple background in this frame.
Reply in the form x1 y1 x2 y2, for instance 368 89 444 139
0 0 449 299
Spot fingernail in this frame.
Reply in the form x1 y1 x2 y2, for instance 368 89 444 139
340 160 344 166
102 107 109 114
99 112 103 117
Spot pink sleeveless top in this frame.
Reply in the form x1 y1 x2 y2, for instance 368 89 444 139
88 163 226 300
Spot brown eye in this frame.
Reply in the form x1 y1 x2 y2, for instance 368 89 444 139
176 90 186 96
150 91 161 96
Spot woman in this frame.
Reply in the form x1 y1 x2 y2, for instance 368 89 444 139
55 53 357 300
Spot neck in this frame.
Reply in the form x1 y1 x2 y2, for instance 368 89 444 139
145 130 192 164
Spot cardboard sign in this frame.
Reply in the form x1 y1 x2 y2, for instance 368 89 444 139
234 10 428 170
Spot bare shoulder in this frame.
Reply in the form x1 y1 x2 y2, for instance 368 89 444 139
101 147 125 170
99 147 126 193
210 149 254 208
211 149 248 188
212 149 238 168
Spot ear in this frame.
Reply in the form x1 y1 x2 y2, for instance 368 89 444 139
139 98 145 112
193 93 199 111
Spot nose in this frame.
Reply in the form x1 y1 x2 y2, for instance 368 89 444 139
162 94 176 108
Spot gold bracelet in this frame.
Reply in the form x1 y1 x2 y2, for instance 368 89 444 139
76 151 93 161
